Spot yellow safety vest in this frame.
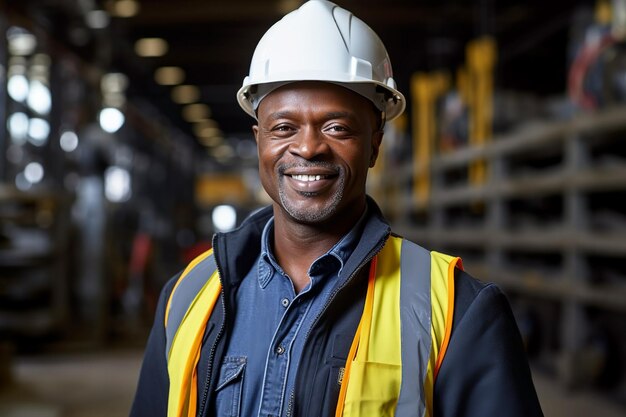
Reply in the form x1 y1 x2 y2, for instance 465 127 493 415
164 236 462 417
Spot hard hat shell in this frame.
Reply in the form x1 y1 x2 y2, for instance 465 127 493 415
237 0 406 122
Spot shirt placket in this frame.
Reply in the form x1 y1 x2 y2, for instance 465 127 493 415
258 281 312 417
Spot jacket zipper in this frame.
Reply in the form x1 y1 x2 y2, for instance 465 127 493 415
288 231 390 416
285 391 295 417
197 235 227 417
302 232 388 351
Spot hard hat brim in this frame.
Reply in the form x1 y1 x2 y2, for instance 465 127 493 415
237 78 405 122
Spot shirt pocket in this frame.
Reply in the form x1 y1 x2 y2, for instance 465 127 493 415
342 360 401 417
214 356 247 417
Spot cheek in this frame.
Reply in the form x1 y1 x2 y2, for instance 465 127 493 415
258 141 286 170
257 153 278 198
257 141 288 190
342 146 372 176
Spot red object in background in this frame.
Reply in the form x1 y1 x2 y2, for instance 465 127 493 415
129 233 153 277
182 241 213 264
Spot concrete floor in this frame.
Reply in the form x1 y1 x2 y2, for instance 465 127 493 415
0 349 141 417
0 348 625 417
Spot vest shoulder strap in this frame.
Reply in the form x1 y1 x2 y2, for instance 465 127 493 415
164 249 221 417
164 248 218 356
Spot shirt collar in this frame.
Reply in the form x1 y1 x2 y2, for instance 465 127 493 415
258 218 278 288
257 208 368 289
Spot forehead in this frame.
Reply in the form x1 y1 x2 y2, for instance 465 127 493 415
257 81 375 119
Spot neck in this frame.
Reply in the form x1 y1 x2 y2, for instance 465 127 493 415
271 203 365 292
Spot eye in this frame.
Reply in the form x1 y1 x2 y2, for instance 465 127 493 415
270 124 296 137
323 123 352 137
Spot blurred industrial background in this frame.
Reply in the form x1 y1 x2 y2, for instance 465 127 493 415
0 0 625 416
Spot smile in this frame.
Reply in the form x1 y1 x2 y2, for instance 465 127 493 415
290 174 325 182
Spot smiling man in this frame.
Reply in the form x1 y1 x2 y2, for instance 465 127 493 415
252 81 384 292
130 2 543 417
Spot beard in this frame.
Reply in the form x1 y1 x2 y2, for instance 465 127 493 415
276 162 344 224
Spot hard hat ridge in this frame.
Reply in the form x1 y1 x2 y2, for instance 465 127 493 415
237 0 406 122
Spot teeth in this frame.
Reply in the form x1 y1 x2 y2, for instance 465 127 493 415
292 174 322 182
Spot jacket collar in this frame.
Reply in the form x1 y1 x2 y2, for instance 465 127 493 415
212 196 391 288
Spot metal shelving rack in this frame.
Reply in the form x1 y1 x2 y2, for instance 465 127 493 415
381 105 626 392
0 186 72 339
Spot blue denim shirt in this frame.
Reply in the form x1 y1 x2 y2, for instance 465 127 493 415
213 211 366 417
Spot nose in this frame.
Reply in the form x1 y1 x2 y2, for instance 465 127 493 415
288 127 330 160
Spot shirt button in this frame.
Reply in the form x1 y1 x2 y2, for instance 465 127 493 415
276 345 285 355
281 298 290 308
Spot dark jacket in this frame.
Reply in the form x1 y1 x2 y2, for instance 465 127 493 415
130 201 543 417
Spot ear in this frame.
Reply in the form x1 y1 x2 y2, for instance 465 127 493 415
369 130 383 168
252 125 259 144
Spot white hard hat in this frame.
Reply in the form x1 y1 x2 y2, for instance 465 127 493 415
237 0 406 122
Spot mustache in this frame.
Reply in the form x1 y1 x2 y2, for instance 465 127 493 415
277 162 341 175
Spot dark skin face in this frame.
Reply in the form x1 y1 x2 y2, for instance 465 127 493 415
253 81 383 291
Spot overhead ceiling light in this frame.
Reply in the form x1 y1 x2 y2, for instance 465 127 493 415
7 27 37 56
27 80 52 115
135 38 168 57
212 204 237 232
60 131 79 152
24 162 44 184
182 104 211 122
171 85 200 104
194 119 218 129
111 0 141 17
154 66 185 85
7 74 29 102
28 118 50 146
212 144 235 161
105 166 132 202
101 72 128 93
8 112 29 143
86 10 110 29
199 135 224 147
193 122 221 138
99 107 125 133
193 120 220 143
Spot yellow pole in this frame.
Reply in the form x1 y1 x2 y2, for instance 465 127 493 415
411 72 450 209
369 136 385 205
467 37 496 187
411 73 433 209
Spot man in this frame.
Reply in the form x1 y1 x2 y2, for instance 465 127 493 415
130 1 543 416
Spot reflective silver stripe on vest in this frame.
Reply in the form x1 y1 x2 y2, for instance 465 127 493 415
165 255 217 358
396 240 432 417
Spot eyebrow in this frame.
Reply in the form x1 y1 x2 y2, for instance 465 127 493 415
324 111 353 120
267 110 355 121
268 111 295 120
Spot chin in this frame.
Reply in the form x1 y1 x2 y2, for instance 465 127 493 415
278 183 344 224
282 201 338 224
